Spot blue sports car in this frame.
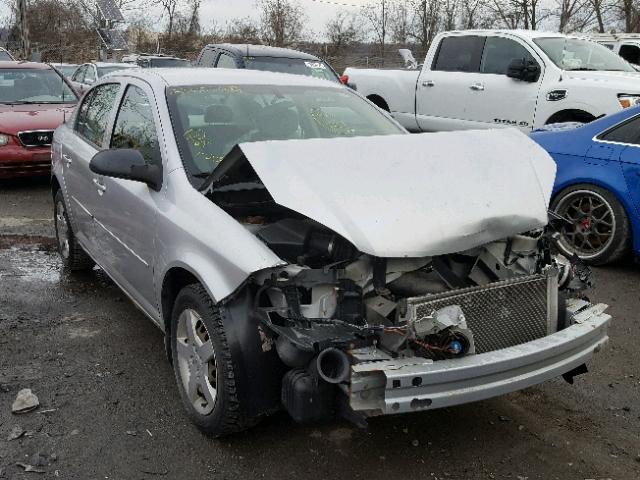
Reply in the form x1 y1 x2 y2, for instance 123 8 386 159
531 106 640 265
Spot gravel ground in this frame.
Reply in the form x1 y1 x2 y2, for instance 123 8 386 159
0 178 639 480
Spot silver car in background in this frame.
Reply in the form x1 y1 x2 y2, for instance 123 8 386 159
51 68 610 437
69 62 137 95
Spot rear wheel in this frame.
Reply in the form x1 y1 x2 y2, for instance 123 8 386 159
171 283 259 436
551 184 630 265
54 189 94 271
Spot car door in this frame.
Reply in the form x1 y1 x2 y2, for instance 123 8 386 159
464 35 544 132
416 35 485 131
91 81 163 317
62 83 121 257
70 65 86 93
82 65 97 93
599 115 640 215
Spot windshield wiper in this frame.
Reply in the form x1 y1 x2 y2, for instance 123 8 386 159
566 67 598 71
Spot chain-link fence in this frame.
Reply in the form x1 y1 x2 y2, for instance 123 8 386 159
1 38 427 73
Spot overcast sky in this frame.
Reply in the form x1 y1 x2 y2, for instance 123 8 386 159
174 0 370 37
0 1 372 38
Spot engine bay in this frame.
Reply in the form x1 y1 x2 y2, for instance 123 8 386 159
201 145 593 424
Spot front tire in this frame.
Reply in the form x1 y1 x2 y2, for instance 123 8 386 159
54 189 94 271
171 284 259 436
551 184 631 265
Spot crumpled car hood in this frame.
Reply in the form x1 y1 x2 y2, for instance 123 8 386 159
230 129 556 258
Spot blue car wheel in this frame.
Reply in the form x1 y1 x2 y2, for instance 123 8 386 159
551 184 631 265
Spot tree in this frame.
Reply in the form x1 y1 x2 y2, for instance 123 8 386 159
389 1 411 44
410 0 441 55
616 0 640 32
325 11 363 54
259 0 306 47
556 0 595 32
442 0 458 30
188 0 201 35
590 0 608 32
225 16 261 43
363 0 389 64
10 0 94 61
154 0 183 39
460 0 494 29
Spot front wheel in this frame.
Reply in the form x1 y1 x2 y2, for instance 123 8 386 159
171 284 259 436
551 184 631 265
53 189 94 271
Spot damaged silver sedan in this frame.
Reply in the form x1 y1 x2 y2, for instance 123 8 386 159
51 68 610 436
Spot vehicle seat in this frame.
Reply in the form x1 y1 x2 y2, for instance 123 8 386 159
18 76 47 99
253 102 300 140
185 104 249 170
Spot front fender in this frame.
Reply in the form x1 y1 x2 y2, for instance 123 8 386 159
153 169 284 307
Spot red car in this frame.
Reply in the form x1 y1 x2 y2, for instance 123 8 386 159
0 62 78 179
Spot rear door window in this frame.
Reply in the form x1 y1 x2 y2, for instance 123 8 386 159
72 65 86 83
74 83 120 147
216 53 237 69
84 66 96 84
432 36 485 72
599 116 640 145
198 48 217 67
481 37 538 75
619 44 640 64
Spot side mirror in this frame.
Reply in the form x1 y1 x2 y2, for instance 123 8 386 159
89 149 162 191
507 59 541 82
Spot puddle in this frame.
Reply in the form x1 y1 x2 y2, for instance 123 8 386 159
0 242 115 294
0 246 62 283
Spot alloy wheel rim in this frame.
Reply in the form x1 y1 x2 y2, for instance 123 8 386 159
555 190 616 259
176 309 217 415
55 200 70 259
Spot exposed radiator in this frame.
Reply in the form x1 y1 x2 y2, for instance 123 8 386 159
404 269 559 353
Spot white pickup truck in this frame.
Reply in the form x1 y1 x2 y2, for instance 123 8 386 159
345 30 640 132
589 33 640 68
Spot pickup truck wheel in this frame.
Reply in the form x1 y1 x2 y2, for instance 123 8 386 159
551 184 630 265
171 284 259 437
53 189 94 271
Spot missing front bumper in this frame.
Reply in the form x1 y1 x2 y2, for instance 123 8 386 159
349 303 610 416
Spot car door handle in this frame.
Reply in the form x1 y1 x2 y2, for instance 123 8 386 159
422 80 435 87
470 83 485 91
93 178 106 195
62 153 72 166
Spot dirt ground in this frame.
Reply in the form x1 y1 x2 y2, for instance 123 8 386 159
1 177 639 480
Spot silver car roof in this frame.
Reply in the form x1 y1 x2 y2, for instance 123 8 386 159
107 67 342 89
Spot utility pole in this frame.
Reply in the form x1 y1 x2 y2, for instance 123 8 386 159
381 0 386 66
17 0 30 60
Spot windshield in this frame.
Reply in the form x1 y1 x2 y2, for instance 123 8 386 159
167 84 404 178
534 37 635 72
0 68 77 104
149 58 191 68
243 57 339 82
0 50 13 61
